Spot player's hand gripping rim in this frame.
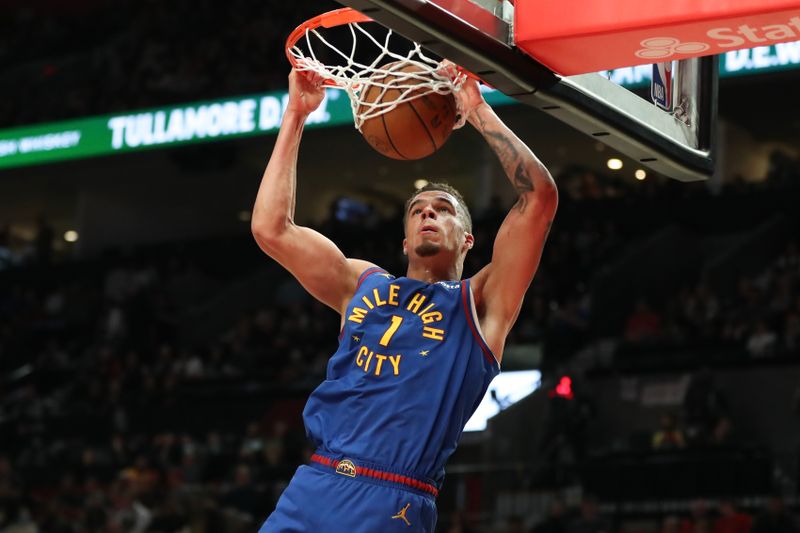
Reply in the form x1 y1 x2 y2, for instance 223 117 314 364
287 69 326 116
438 60 485 130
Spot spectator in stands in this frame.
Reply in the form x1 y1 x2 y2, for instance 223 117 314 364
107 477 153 532
683 369 729 447
751 496 798 533
682 283 719 334
746 320 778 358
239 421 264 459
708 416 736 448
625 299 662 343
713 500 752 533
219 464 261 522
652 413 687 451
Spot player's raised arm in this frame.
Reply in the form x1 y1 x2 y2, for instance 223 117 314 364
459 78 558 360
251 70 375 314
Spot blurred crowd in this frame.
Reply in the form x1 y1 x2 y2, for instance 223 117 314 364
621 239 800 359
3 167 800 531
1 0 334 128
494 496 798 533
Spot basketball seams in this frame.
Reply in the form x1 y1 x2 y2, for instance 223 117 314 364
407 97 438 153
380 110 407 160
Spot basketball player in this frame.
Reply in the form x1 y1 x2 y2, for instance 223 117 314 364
252 67 557 532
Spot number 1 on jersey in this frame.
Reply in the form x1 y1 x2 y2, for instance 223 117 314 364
379 315 404 347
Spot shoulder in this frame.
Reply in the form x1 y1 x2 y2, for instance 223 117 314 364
347 259 383 280
346 259 400 295
334 259 383 315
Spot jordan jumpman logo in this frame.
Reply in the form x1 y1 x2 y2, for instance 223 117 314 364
392 503 411 526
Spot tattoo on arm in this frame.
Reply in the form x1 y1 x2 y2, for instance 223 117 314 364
513 164 534 212
483 129 535 213
473 105 553 216
483 130 517 171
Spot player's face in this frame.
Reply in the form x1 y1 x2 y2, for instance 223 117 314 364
403 191 472 259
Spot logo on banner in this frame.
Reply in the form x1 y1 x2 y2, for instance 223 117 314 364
636 37 709 59
635 18 800 60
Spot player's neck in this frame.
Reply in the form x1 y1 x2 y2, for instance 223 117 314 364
406 258 462 284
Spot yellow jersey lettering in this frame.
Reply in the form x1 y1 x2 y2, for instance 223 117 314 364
421 311 443 324
379 315 404 347
348 307 368 324
389 355 401 375
364 350 374 373
406 292 427 314
388 284 400 306
422 326 445 341
355 345 368 367
361 295 375 309
373 354 387 376
373 288 387 306
419 302 436 316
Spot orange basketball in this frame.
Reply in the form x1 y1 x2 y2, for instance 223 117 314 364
358 61 457 160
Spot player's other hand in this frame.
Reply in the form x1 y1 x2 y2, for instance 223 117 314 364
455 76 485 120
440 60 486 127
287 69 325 116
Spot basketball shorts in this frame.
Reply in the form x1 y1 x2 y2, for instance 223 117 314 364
258 454 438 532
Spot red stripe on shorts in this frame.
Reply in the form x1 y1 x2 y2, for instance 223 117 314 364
310 454 439 497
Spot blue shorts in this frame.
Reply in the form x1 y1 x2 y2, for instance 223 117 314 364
258 461 438 532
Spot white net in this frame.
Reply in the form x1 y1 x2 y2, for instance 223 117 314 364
287 21 467 131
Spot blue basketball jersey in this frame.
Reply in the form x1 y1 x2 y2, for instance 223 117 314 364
303 267 500 486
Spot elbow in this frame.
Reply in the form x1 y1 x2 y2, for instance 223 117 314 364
537 179 559 215
251 216 291 250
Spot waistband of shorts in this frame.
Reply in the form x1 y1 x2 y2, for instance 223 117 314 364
309 451 439 499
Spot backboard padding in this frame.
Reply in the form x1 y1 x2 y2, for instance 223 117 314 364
335 0 716 181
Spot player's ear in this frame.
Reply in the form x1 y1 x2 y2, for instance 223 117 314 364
402 237 408 256
462 232 474 252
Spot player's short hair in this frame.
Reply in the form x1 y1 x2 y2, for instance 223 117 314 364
404 182 472 234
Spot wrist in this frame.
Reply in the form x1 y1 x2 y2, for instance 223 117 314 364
282 108 312 132
467 102 492 127
283 107 310 121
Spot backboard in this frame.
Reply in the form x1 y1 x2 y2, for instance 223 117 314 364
335 0 718 182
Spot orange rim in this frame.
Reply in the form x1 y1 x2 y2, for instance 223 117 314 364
285 7 483 88
285 8 374 86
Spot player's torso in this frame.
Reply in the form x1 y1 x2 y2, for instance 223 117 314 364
303 268 499 481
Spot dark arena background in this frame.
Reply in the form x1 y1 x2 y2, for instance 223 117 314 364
2 1 800 532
